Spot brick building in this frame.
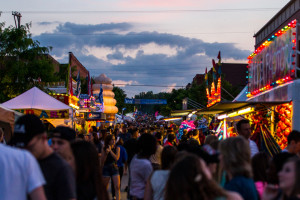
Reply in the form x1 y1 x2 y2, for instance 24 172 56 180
254 0 300 49
192 63 248 88
69 52 89 78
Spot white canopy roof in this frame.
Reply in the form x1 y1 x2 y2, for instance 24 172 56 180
2 87 71 110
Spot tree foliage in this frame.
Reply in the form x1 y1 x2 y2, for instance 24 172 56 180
0 22 56 102
113 86 134 114
132 74 243 116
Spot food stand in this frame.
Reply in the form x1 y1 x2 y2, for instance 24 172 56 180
1 87 72 129
196 19 299 156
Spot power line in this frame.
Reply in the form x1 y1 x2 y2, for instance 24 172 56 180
34 31 252 36
1 8 280 14
113 83 185 87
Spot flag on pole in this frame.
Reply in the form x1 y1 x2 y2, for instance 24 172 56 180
75 71 81 97
98 84 104 112
99 84 104 105
87 72 91 97
217 51 221 64
212 59 216 80
67 64 73 96
91 78 93 97
205 67 208 85
217 51 222 75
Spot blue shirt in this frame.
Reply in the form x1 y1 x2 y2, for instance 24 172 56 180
224 176 258 200
117 145 128 167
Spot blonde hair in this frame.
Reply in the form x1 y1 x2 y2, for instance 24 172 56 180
220 136 252 178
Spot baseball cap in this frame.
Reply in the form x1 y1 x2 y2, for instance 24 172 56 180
51 126 76 142
11 114 46 148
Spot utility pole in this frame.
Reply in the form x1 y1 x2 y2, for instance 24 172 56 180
12 11 22 28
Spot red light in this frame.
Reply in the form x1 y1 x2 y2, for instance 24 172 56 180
292 39 296 43
293 47 296 50
293 32 296 35
292 54 296 57
292 69 295 73
275 33 278 36
292 62 296 65
288 23 291 26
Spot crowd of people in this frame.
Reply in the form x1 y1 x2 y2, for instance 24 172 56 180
1 114 300 200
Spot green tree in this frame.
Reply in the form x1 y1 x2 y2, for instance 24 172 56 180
0 22 56 102
113 86 134 114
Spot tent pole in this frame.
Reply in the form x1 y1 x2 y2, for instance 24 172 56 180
72 109 74 129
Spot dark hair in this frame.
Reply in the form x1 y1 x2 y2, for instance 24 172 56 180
138 133 157 158
284 157 300 197
77 133 84 139
192 129 198 136
167 134 175 142
267 152 295 184
236 119 250 132
251 152 269 182
204 135 218 146
100 130 108 141
116 137 124 146
165 154 227 200
71 141 109 200
92 132 100 144
104 134 114 148
91 126 98 133
161 146 177 170
287 130 300 144
155 132 162 140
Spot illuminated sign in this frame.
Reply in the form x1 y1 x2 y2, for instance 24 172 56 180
124 98 167 104
15 109 69 119
86 112 106 120
207 78 221 107
247 19 297 98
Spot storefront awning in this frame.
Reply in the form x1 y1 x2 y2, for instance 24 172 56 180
170 109 195 117
196 101 290 115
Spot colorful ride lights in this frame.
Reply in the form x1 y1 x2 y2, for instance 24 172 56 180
246 76 292 98
248 19 297 60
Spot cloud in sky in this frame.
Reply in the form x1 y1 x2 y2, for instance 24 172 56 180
33 21 251 96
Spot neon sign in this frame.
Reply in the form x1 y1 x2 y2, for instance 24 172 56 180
247 19 297 98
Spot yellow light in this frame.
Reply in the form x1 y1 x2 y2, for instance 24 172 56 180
227 107 254 117
217 114 228 120
163 117 182 121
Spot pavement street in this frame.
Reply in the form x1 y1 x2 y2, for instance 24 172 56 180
108 172 129 200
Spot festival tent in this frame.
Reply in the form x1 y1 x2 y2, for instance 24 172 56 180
0 105 23 142
1 87 72 128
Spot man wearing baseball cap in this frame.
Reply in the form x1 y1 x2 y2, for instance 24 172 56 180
51 126 76 170
11 114 76 200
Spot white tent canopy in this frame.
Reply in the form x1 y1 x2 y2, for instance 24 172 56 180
2 87 70 110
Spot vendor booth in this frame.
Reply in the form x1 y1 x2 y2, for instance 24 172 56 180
0 105 23 142
1 87 72 129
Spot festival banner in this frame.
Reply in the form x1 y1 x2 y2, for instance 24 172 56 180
248 21 297 94
15 109 69 119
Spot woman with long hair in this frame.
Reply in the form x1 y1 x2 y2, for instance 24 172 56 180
251 152 270 199
263 157 300 200
101 134 121 200
164 154 242 200
219 136 258 200
71 140 109 200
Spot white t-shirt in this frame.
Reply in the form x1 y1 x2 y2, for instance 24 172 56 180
150 170 170 200
130 155 153 198
0 144 46 200
249 139 259 157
